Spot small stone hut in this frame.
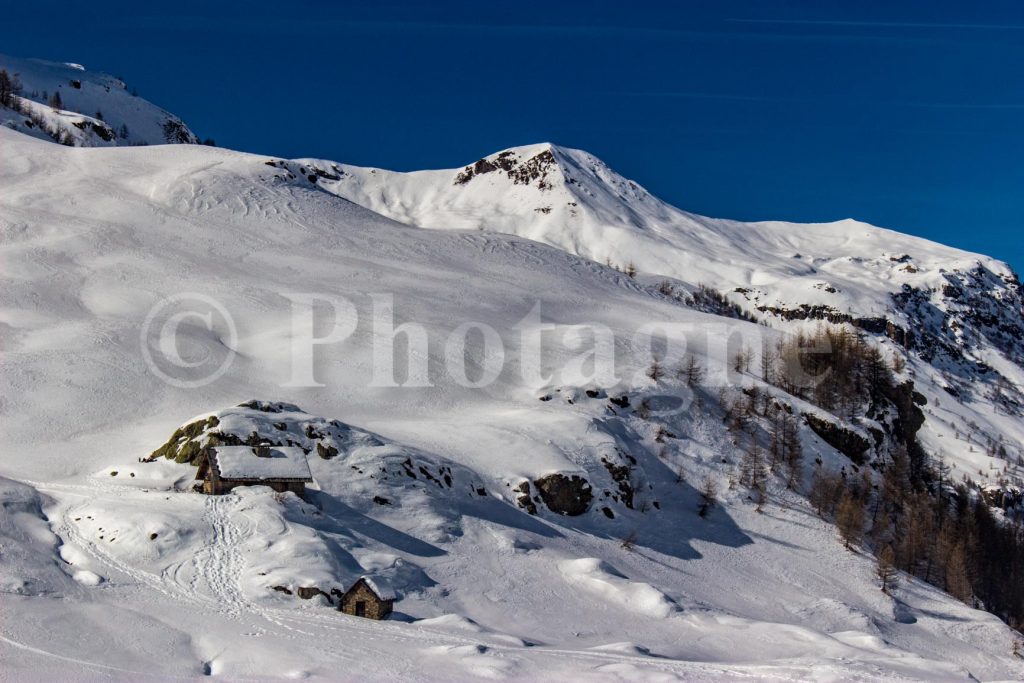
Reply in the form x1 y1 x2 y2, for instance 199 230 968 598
339 576 395 620
195 445 312 495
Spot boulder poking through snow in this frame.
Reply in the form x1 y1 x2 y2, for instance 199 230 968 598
533 473 593 516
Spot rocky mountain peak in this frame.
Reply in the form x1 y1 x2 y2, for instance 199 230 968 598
453 143 562 190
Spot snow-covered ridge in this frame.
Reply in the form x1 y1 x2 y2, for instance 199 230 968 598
307 142 1021 334
297 143 1022 413
0 53 198 146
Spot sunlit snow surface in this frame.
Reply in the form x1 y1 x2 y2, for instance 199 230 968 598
1 129 1022 681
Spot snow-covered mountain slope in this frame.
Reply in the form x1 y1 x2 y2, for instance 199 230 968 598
2 127 1023 681
298 143 1024 486
312 144 1023 369
0 54 197 146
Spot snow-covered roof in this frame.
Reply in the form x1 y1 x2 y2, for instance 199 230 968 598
357 575 396 600
211 446 312 481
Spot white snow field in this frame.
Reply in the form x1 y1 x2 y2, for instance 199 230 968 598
1 124 1023 683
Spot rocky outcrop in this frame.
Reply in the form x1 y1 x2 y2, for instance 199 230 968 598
803 413 872 465
514 481 537 515
755 303 911 348
455 149 557 190
891 264 1024 369
600 456 635 509
297 586 333 602
533 474 593 516
982 487 1024 512
879 380 930 479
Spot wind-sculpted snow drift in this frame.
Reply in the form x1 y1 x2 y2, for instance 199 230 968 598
1 92 1023 681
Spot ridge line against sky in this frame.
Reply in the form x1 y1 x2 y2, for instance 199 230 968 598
1 0 1021 273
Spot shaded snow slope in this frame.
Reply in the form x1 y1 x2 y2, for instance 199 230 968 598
0 54 197 147
2 128 1023 681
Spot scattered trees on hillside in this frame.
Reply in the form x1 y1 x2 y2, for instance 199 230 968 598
48 90 63 110
679 353 704 387
810 459 1024 630
732 346 753 374
837 489 866 549
0 68 22 107
771 326 892 421
690 284 758 322
876 545 899 593
768 407 803 489
739 436 768 511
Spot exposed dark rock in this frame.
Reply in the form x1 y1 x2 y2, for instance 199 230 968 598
454 149 558 189
514 481 537 515
92 122 115 141
373 495 391 506
237 400 296 413
308 166 340 181
316 442 339 459
803 413 871 465
533 474 593 516
297 586 332 601
271 585 293 595
418 465 442 487
71 120 116 141
161 118 194 144
756 303 911 348
983 487 1024 512
601 456 636 509
892 265 1024 369
147 415 220 461
880 380 929 479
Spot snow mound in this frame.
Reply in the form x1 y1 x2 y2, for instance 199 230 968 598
72 569 103 586
559 558 678 619
416 613 485 632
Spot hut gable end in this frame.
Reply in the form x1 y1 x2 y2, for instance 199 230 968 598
339 577 395 620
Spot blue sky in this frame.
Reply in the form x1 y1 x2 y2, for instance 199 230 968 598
3 1 1022 272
